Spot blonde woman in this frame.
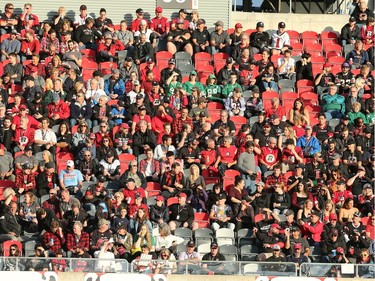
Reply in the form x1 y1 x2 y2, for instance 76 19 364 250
132 223 155 255
355 77 366 98
188 164 206 189
296 199 314 222
154 248 177 274
38 150 53 172
278 125 297 150
154 223 184 253
348 102 367 124
44 78 54 105
322 199 336 223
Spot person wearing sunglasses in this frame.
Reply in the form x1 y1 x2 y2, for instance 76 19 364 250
3 243 25 271
357 248 374 278
0 4 18 35
154 248 177 274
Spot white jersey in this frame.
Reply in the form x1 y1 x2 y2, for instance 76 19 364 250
271 31 290 50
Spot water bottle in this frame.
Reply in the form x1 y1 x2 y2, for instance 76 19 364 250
50 238 54 246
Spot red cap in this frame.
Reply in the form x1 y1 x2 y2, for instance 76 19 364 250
323 63 332 68
235 23 243 28
293 243 302 249
19 104 27 110
271 223 282 230
329 213 338 220
155 6 163 13
336 247 344 254
155 195 164 202
121 123 129 129
178 193 187 198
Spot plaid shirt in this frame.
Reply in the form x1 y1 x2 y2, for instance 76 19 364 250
15 171 37 192
66 232 90 252
42 230 66 254
172 116 193 135
139 158 160 177
265 174 288 192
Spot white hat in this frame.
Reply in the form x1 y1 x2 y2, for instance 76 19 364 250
66 160 74 167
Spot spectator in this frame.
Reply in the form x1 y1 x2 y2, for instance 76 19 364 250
192 19 210 54
0 3 18 35
201 242 228 275
314 63 335 98
167 19 193 56
169 193 197 231
75 17 101 50
177 240 201 274
299 210 324 246
271 22 290 56
250 21 270 54
277 49 295 80
341 17 361 46
209 193 235 231
296 52 313 81
346 40 370 69
1 30 20 62
42 220 65 256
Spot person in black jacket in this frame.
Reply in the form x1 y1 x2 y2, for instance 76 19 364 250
250 22 270 54
132 120 157 156
27 92 47 122
0 202 22 242
75 17 102 50
91 95 112 127
70 91 93 129
340 17 361 46
134 34 154 65
36 161 59 197
296 52 313 81
149 195 169 228
160 59 182 88
77 150 98 182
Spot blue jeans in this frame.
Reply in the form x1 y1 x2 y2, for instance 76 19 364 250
324 110 343 121
262 81 278 92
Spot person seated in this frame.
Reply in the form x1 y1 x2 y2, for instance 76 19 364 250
167 19 193 56
345 40 370 70
340 17 361 46
169 193 198 231
270 22 290 56
277 49 295 80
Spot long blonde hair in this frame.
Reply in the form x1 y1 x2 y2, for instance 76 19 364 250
189 164 200 182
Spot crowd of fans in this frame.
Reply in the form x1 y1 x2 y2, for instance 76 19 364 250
0 1 373 276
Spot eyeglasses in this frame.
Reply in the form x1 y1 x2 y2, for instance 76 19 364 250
8 7 14 10
161 254 169 257
84 154 91 157
130 165 137 167
361 254 368 256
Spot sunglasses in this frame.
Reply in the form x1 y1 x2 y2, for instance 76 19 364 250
100 126 107 128
8 7 14 9
103 140 109 142
10 248 16 251
49 193 56 195
84 154 91 157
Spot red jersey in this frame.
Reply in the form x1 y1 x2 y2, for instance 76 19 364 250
265 105 286 119
20 39 40 55
12 114 40 130
281 147 303 164
200 149 218 167
240 68 259 86
13 127 35 146
260 146 281 166
150 16 170 35
131 18 149 32
361 24 374 43
47 100 70 120
332 190 353 205
122 188 146 206
140 66 161 82
218 145 237 163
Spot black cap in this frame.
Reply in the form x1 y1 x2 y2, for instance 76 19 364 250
210 242 219 249
218 193 227 200
278 22 286 28
363 127 372 134
22 163 33 169
34 92 42 100
295 163 305 169
117 100 125 107
328 138 336 144
163 97 171 103
256 21 265 27
152 81 159 86
337 179 346 185
80 5 87 10
168 58 176 64
347 139 356 145
187 240 195 247
25 75 34 82
179 9 188 14
136 8 144 14
25 145 33 151
136 94 144 100
284 138 294 145
106 151 114 158
97 174 106 182
125 57 133 62
45 162 55 169
349 16 357 22
342 115 350 120
126 178 135 183
93 70 103 77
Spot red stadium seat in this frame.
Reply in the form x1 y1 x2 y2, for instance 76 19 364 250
320 31 338 45
262 91 279 100
231 116 247 133
167 196 179 207
226 28 234 35
300 91 318 101
254 53 262 61
195 52 212 67
324 43 342 58
56 152 74 161
2 240 22 256
195 212 210 228
201 169 220 185
296 79 314 94
310 56 325 65
156 51 173 69
223 169 240 192
286 30 300 44
245 29 256 35
328 56 345 66
304 42 323 57
146 182 161 198
301 31 319 44
80 49 96 60
213 53 229 67
100 62 117 75
207 101 224 110
281 91 298 101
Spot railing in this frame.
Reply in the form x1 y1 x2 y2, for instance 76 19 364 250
300 263 375 278
130 260 298 275
0 257 129 273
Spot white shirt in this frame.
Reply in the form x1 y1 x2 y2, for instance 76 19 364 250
271 31 290 50
74 14 93 27
277 57 295 74
154 144 176 161
85 89 106 104
34 129 57 145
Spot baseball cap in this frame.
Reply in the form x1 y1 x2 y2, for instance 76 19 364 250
342 115 350 120
291 226 301 232
93 70 103 77
80 5 87 10
235 23 243 28
19 104 27 110
178 193 187 198
329 153 340 160
136 94 143 100
256 181 265 186
305 125 312 130
169 58 176 64
336 180 345 186
273 244 281 250
155 6 163 13
342 62 350 68
263 122 271 128
199 111 206 117
226 57 234 64
134 192 142 199
349 16 356 22
329 213 338 221
104 33 112 39
147 58 154 64
25 145 33 151
210 242 219 249
136 8 144 14
328 138 336 144
192 139 200 145
256 21 265 28
215 20 224 26
163 97 171 103
66 160 74 167
285 209 294 216
97 175 107 182
117 100 125 107
323 63 333 68
347 139 356 145
89 133 96 139
121 123 130 129
190 70 197 76
353 211 361 217
208 74 216 79
270 113 279 120
363 183 372 189
271 223 282 230
197 19 206 25
22 163 33 170
295 163 305 169
179 9 188 14
293 243 302 250
106 151 114 158
155 195 164 202
25 75 34 82
125 57 133 62
218 193 227 200
45 162 55 169
336 247 344 254
278 22 286 28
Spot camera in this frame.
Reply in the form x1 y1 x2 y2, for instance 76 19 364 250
250 174 257 181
